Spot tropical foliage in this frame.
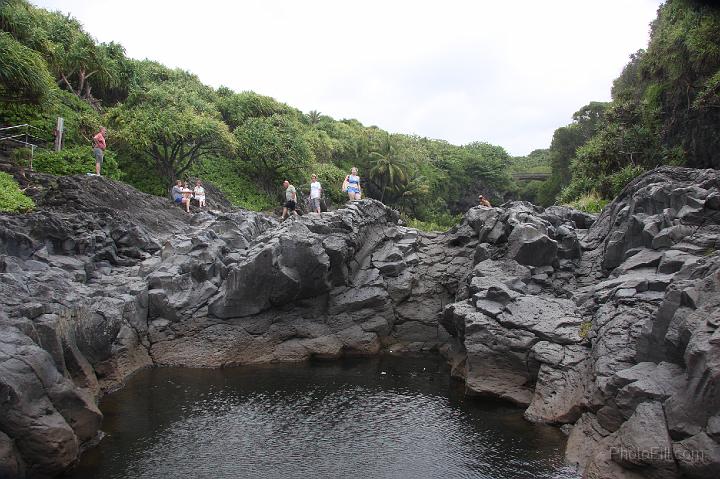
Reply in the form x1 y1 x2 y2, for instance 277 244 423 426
0 0 515 219
0 171 34 213
2 0 716 218
536 0 720 205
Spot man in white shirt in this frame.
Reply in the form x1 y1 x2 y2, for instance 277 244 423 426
309 174 322 213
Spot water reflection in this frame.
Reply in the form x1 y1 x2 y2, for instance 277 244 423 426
64 355 578 479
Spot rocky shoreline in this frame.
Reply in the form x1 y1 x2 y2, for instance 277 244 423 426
1 167 719 478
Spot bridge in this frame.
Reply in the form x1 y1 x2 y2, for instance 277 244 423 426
512 172 551 181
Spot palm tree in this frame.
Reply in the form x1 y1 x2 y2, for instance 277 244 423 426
307 110 321 125
388 175 429 215
369 134 408 202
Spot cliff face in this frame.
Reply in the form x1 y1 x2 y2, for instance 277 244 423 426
0 172 477 477
442 167 720 479
1 167 719 478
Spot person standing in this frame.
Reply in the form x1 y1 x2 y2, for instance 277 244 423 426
92 127 107 176
282 180 298 219
343 167 362 201
309 174 322 213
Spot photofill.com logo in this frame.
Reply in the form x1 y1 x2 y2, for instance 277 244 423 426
610 446 705 462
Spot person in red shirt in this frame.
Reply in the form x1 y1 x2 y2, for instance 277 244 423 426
92 127 107 176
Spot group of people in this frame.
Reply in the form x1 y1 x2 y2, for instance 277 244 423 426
172 179 206 213
282 167 363 219
89 129 492 216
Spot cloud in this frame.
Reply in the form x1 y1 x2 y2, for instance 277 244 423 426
32 0 662 155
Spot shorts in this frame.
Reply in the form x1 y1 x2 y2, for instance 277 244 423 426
174 197 182 204
93 147 104 165
285 200 296 210
347 186 360 194
310 197 321 210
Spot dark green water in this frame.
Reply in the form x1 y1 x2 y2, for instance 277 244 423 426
63 355 578 479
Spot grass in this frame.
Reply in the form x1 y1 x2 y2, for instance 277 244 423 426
579 321 592 339
403 213 462 233
565 191 609 214
0 171 34 213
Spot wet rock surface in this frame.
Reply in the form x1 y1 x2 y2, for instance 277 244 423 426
1 166 719 478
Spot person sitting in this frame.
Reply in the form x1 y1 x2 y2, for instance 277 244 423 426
181 184 193 213
478 194 492 207
194 180 206 207
172 180 184 204
172 180 191 213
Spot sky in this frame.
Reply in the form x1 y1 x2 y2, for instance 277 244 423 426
33 0 663 156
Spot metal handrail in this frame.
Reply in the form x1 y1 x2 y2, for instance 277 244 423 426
0 124 53 170
0 132 49 143
0 124 47 134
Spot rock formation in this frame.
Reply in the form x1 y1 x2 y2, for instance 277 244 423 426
441 167 720 479
0 172 476 477
1 166 719 478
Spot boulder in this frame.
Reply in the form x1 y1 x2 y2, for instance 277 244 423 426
610 402 677 477
507 224 558 266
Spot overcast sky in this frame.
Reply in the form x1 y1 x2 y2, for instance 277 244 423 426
33 0 662 156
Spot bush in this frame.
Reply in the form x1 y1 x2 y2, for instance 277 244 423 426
0 171 34 213
0 32 53 104
557 175 597 204
564 191 609 214
33 146 121 179
516 179 546 204
607 164 646 198
299 162 347 206
117 154 167 196
402 212 461 232
191 156 274 211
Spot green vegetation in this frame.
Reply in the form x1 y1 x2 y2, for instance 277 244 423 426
563 192 609 215
578 321 592 339
509 149 551 204
0 0 517 220
540 0 720 205
33 146 121 179
2 0 717 219
0 171 34 212
403 213 462 233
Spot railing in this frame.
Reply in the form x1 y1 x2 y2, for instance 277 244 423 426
512 172 551 181
0 124 53 170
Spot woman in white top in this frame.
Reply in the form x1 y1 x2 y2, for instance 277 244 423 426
309 174 322 213
194 180 206 207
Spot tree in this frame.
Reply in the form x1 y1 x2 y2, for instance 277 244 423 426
0 32 53 103
234 114 313 196
368 134 408 202
108 83 236 186
216 89 301 130
388 174 430 216
306 110 321 125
